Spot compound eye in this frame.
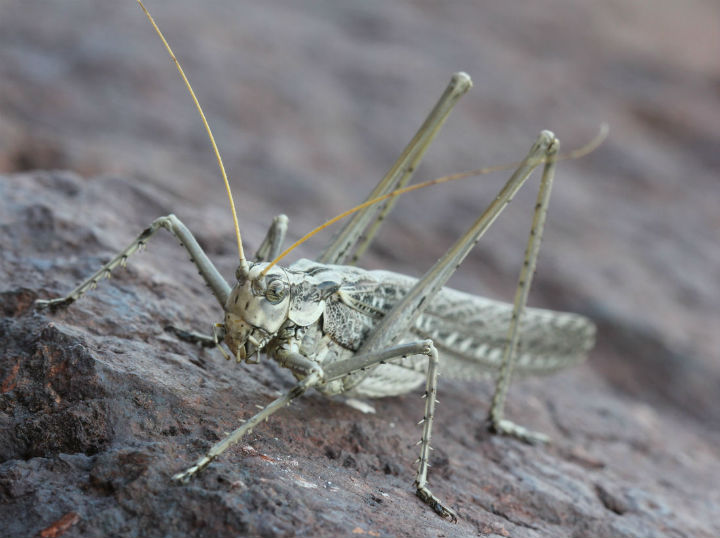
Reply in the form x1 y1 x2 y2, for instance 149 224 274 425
265 279 288 304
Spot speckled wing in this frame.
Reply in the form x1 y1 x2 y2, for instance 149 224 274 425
414 286 595 380
290 260 595 381
332 269 596 380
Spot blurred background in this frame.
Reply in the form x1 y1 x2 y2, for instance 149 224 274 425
1 0 718 423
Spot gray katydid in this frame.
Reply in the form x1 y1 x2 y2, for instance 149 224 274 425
36 0 603 522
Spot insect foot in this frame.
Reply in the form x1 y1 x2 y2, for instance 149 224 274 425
172 456 213 484
416 485 458 523
35 297 74 311
489 418 550 445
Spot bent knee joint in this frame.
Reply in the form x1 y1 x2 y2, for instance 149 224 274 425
422 339 438 363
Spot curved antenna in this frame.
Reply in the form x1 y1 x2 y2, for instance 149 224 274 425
136 0 249 275
261 124 608 276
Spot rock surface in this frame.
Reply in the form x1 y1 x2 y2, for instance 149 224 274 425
1 1 719 537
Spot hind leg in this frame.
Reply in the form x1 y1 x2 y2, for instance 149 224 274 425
317 73 472 265
487 144 559 444
254 214 288 262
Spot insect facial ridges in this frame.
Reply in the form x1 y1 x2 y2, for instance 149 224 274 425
135 0 249 276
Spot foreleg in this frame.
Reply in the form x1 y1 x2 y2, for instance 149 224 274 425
36 214 231 310
164 323 231 360
165 326 216 348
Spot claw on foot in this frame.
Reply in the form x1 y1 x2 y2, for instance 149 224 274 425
172 465 201 484
35 297 73 311
172 470 193 484
489 418 550 445
416 486 457 523
173 455 213 483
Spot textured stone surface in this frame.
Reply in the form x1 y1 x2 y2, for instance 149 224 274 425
1 1 719 536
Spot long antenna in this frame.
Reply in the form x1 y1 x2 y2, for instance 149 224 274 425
136 0 249 275
261 124 608 276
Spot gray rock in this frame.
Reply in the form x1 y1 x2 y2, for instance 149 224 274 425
1 1 719 536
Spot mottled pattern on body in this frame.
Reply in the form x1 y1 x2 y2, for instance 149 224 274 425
288 259 594 398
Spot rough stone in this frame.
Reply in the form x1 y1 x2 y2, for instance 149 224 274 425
1 1 719 536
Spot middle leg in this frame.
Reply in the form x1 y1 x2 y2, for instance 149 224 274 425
323 340 456 522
